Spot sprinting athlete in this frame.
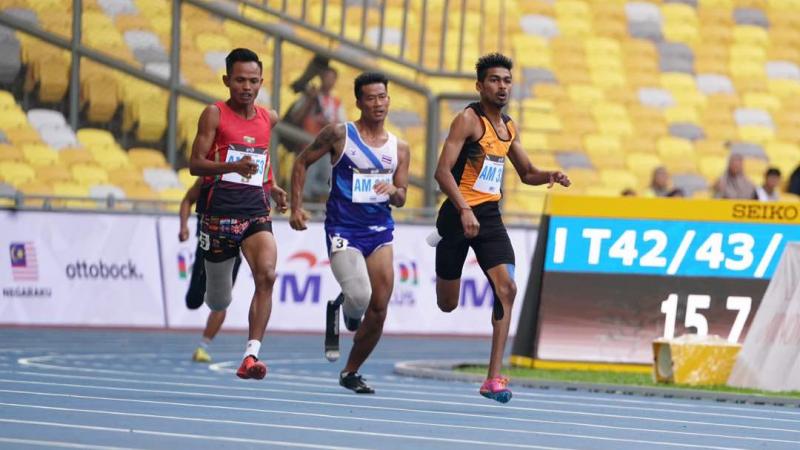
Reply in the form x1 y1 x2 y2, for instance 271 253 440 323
433 53 570 403
189 48 288 380
178 178 242 363
290 72 410 394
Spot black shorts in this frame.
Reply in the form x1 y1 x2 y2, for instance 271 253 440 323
200 215 272 262
435 200 515 280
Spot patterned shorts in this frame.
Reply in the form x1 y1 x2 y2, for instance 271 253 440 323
199 215 272 262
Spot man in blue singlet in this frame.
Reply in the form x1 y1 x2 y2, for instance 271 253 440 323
290 72 410 394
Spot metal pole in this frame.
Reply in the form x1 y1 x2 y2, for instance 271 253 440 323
270 37 282 187
424 93 439 208
456 0 466 73
339 0 347 37
377 0 386 51
499 0 505 53
68 0 82 131
359 0 368 44
166 0 181 166
479 0 484 56
438 0 449 71
417 0 427 66
320 0 327 28
399 0 409 59
301 0 307 21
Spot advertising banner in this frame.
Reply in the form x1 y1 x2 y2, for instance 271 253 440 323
0 210 165 327
159 217 537 335
515 196 798 364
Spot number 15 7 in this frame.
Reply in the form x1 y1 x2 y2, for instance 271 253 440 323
660 294 752 343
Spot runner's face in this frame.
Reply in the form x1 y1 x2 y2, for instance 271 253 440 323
357 83 389 122
224 61 263 106
477 67 512 108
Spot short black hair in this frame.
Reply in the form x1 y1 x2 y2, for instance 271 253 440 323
476 53 513 81
766 167 782 177
225 48 262 75
354 72 388 100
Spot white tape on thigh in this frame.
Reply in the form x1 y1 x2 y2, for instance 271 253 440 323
330 248 371 318
204 258 235 311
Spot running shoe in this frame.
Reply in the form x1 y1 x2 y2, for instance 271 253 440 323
191 347 211 363
479 376 512 403
236 355 267 380
339 371 375 394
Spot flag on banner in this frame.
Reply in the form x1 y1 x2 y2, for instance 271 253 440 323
9 242 38 281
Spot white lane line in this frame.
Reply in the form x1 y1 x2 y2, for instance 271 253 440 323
13 358 799 423
1 381 798 438
4 371 798 427
0 437 145 450
0 417 570 450
11 356 800 420
3 400 796 447
0 418 365 450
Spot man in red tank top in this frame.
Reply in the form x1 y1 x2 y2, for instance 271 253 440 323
189 48 288 380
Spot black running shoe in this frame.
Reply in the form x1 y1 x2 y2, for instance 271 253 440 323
339 371 375 394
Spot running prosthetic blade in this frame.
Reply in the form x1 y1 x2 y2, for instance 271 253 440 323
324 295 343 362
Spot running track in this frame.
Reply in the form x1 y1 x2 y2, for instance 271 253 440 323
0 328 798 450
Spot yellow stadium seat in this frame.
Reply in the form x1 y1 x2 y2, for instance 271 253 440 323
5 127 42 146
738 125 775 143
22 144 59 167
77 128 116 147
658 137 695 160
744 157 769 181
35 165 72 184
623 135 658 154
90 146 130 170
664 22 699 44
599 169 639 190
177 167 196 189
664 106 699 124
108 167 144 186
0 90 17 109
128 147 168 168
698 155 728 181
695 140 729 156
584 134 622 157
52 182 93 209
672 90 708 108
71 163 108 186
564 167 600 185
58 148 94 166
524 112 562 132
627 153 663 181
768 79 800 98
0 109 31 129
734 26 770 46
661 73 696 92
0 161 36 187
662 3 698 25
158 187 185 212
765 141 800 160
81 72 120 124
568 85 605 104
0 144 23 162
591 71 627 88
122 183 158 201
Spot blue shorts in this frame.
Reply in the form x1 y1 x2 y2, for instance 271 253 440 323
325 227 393 257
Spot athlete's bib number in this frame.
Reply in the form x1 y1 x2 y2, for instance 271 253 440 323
473 155 504 194
199 231 210 251
222 148 267 187
352 168 393 203
330 235 349 253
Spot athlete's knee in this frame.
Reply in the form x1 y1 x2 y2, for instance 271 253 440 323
204 258 235 311
437 296 458 313
252 263 276 291
436 278 460 312
367 298 388 324
495 279 517 303
342 280 372 319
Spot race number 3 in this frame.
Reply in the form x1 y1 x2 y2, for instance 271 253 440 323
199 232 211 251
660 293 752 343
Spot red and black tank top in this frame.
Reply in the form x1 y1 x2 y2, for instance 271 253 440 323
198 101 273 217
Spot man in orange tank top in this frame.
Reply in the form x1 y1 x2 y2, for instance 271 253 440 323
189 48 288 380
432 53 570 403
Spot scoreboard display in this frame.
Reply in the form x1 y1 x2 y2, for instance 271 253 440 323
512 196 800 365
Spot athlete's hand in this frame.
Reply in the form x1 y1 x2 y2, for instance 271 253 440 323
271 186 289 214
232 156 259 178
460 208 480 239
373 181 397 196
289 208 310 231
178 225 190 242
548 171 571 188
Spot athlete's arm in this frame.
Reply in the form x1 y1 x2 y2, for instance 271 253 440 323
507 134 571 188
178 178 202 242
434 110 480 238
289 123 343 230
375 139 409 207
189 105 257 178
268 109 279 128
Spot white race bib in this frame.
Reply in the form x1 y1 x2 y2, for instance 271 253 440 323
352 168 393 203
221 147 267 187
330 235 349 253
472 155 504 194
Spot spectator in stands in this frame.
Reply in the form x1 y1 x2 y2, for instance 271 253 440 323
712 154 755 199
788 165 800 196
645 166 684 197
754 167 782 202
287 66 346 203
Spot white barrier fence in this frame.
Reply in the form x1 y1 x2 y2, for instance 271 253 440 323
2 210 537 335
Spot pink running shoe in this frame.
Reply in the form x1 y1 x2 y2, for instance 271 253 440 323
479 376 512 403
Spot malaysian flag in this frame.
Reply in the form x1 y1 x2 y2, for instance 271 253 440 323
10 242 38 282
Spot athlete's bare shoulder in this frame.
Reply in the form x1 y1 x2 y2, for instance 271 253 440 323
448 106 481 141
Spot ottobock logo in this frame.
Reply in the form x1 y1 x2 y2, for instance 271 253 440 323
278 251 328 304
9 242 38 282
65 260 143 280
